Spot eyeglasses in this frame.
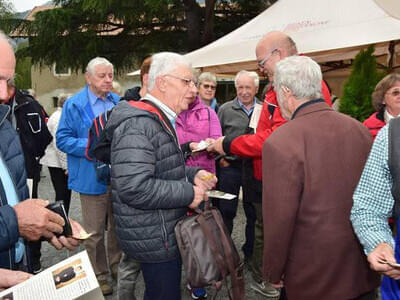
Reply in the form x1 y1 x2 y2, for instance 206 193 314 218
257 48 278 69
386 89 400 97
201 83 217 90
0 77 14 87
164 74 196 87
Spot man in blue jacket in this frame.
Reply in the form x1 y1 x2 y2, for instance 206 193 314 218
57 57 121 295
0 31 82 290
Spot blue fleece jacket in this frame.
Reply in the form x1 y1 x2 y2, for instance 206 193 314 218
56 86 119 195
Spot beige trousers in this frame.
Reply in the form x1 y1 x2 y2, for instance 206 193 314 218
80 189 121 281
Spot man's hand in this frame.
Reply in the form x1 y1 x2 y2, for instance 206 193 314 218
14 199 65 241
189 142 199 151
207 136 226 155
189 186 207 209
49 219 84 251
367 242 400 279
194 170 217 191
0 269 32 291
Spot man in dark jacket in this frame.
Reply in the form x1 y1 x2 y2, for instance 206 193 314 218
262 56 379 299
1 81 53 273
0 31 81 290
216 70 262 278
108 52 216 300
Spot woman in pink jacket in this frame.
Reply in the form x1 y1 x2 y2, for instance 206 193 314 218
176 95 222 174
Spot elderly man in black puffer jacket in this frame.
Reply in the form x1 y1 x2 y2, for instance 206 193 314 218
106 52 217 300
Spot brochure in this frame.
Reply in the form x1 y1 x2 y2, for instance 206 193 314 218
0 251 104 300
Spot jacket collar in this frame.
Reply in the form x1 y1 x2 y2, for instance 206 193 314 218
76 85 119 109
291 98 332 120
0 105 10 127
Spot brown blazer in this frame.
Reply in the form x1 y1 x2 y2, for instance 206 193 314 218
262 100 380 300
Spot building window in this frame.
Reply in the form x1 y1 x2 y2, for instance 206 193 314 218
53 63 71 77
52 96 58 108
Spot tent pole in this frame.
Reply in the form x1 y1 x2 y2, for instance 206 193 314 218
388 40 395 71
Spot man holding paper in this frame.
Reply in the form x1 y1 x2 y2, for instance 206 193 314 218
0 31 83 290
108 52 216 300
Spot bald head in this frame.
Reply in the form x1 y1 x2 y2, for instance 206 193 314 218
0 32 16 102
256 31 297 81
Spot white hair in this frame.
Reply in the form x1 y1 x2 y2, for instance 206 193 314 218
147 52 191 90
85 57 113 75
274 56 322 101
234 70 259 88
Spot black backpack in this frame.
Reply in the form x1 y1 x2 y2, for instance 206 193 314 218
12 89 52 160
86 109 114 184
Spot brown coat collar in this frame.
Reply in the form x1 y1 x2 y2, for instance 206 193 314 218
292 99 333 120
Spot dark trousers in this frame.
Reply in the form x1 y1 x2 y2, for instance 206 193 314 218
141 258 182 300
29 165 41 199
48 167 72 215
27 165 42 270
29 166 72 270
215 165 256 258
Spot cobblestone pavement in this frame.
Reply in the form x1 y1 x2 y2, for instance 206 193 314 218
37 167 276 300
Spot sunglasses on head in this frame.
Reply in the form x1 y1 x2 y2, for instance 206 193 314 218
201 84 217 90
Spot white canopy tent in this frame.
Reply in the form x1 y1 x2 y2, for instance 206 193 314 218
180 0 400 75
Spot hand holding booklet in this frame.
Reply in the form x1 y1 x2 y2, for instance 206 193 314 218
0 251 104 300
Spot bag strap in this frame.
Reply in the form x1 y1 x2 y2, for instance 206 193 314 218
389 117 400 222
211 209 245 300
141 99 178 143
197 213 232 300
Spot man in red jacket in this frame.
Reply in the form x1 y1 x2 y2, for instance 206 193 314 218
208 30 332 298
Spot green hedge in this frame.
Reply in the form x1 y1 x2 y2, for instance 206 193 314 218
339 46 386 121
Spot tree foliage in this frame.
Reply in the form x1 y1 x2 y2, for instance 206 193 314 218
6 0 276 73
0 0 13 17
339 46 386 122
14 41 32 89
0 0 15 32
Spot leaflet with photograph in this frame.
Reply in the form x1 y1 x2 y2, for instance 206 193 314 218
0 251 104 300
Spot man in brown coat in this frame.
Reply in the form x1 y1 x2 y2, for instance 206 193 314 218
262 56 380 300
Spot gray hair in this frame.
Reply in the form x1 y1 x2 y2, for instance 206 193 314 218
274 56 322 101
198 72 217 85
57 93 72 108
85 57 113 75
235 70 259 88
147 52 191 90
